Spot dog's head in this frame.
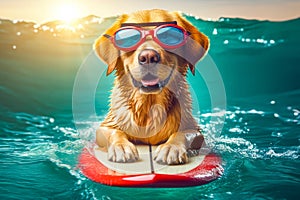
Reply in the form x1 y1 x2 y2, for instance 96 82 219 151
94 9 209 94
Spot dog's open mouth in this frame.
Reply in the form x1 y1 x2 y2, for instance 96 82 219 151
130 69 174 94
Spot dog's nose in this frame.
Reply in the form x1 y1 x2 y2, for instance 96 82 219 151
138 49 160 65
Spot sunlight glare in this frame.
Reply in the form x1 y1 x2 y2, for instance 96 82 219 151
56 3 80 23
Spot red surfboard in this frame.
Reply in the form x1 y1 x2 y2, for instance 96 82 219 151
79 145 223 187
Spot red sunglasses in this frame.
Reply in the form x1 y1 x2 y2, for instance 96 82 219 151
103 21 190 51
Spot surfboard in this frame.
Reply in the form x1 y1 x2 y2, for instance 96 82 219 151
79 144 223 187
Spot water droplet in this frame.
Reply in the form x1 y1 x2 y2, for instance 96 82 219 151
16 32 21 36
12 45 17 50
228 113 235 119
271 132 282 137
256 38 264 43
274 113 279 118
33 29 38 33
212 28 218 35
270 100 276 105
270 40 275 44
223 40 229 44
49 118 55 123
229 127 242 133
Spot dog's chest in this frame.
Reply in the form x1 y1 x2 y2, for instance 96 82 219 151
113 101 178 143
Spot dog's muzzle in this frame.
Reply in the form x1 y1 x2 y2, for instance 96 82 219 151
129 69 174 94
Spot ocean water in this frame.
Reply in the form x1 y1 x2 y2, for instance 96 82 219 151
0 14 299 199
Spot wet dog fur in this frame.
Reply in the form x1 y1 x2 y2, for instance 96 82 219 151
94 9 209 165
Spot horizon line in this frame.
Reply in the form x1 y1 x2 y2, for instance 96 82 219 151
1 13 299 25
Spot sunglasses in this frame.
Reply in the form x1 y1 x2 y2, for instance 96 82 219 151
103 21 190 51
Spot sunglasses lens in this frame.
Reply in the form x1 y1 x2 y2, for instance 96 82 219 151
156 26 185 46
114 29 141 49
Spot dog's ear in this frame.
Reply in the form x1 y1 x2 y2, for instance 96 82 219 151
174 12 209 75
93 14 129 75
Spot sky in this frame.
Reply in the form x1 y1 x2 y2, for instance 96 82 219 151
0 0 299 23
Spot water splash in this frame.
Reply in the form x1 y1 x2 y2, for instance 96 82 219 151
199 107 300 161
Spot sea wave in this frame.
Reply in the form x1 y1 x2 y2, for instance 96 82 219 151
1 13 300 199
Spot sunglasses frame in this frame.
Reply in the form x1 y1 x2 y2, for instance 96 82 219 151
105 22 190 51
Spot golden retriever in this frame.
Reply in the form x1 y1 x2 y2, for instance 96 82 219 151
94 9 209 165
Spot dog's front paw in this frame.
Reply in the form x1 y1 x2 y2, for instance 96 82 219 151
108 141 139 163
154 143 188 165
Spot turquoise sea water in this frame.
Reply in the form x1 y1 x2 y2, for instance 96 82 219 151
0 14 299 199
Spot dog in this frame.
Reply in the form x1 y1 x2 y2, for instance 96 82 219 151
94 9 209 165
